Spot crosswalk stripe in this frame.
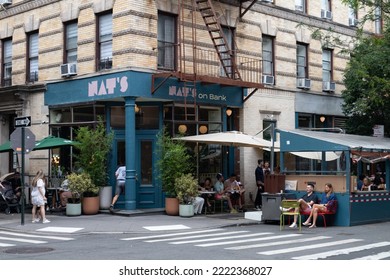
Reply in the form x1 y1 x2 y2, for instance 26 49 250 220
293 241 390 260
194 233 301 247
0 231 74 241
353 251 390 260
0 236 47 244
258 239 363 255
0 242 16 247
171 232 274 245
121 229 223 241
226 236 331 250
146 230 251 243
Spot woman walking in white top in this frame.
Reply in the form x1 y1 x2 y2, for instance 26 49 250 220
31 170 50 223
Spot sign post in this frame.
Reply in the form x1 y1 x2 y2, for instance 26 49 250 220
11 116 35 226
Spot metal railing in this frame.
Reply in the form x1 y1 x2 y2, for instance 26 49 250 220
192 48 262 84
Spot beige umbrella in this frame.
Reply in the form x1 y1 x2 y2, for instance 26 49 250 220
174 130 275 148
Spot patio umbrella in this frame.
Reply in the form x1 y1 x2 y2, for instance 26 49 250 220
34 135 77 150
0 141 12 153
174 130 275 148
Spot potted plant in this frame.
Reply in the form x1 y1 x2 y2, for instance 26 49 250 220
66 172 97 216
73 118 114 211
175 173 199 217
156 127 194 215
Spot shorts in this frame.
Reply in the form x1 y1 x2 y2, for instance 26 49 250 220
115 180 125 196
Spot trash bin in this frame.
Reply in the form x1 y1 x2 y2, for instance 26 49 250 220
262 193 296 222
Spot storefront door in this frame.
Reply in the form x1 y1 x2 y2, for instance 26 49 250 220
136 133 161 208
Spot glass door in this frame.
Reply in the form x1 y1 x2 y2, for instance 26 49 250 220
136 134 161 208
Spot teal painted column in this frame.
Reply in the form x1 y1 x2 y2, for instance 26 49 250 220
386 159 390 191
124 97 137 210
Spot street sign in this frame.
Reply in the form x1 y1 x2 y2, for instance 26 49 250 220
15 116 31 127
10 127 36 153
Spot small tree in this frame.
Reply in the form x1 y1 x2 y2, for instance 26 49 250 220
156 127 194 197
73 119 114 187
175 173 199 205
66 172 99 202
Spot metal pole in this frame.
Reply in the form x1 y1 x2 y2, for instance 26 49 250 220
270 123 275 174
21 127 25 225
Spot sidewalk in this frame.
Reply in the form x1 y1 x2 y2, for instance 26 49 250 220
0 208 262 235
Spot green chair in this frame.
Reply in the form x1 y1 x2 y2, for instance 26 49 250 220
280 199 301 231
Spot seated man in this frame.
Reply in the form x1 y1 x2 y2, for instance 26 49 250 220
303 183 336 228
287 183 318 228
224 173 243 213
58 178 72 208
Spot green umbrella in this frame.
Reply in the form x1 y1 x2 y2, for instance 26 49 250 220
0 141 12 153
34 135 77 150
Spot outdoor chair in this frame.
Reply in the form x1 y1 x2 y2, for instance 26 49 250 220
280 199 301 231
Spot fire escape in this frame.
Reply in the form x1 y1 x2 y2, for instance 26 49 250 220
152 0 262 112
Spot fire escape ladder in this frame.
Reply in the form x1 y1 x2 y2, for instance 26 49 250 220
195 0 241 80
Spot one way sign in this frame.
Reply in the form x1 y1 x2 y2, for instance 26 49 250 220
15 116 31 127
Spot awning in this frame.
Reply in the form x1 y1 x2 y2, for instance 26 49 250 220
278 129 390 162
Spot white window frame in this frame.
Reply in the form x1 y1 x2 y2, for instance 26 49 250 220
65 22 78 64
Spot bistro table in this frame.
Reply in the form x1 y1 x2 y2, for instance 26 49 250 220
199 190 216 214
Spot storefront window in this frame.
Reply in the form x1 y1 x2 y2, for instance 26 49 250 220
111 106 125 128
74 105 104 122
136 106 159 130
163 104 223 180
50 108 71 124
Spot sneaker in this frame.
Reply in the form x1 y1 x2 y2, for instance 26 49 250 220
255 206 261 211
230 209 238 214
289 223 297 228
42 219 51 224
302 221 311 226
34 218 40 222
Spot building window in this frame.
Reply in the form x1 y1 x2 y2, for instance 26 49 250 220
348 6 358 26
321 0 332 19
27 32 39 82
158 12 177 70
296 43 308 79
262 35 274 76
375 6 382 34
64 22 78 63
263 119 276 141
322 49 332 82
295 0 306 13
321 0 331 11
97 13 112 70
2 39 12 86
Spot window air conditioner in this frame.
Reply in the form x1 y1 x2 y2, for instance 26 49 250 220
349 18 358 26
60 63 77 77
323 81 336 92
297 78 311 89
0 0 12 5
321 10 333 20
262 75 275 85
295 5 304 12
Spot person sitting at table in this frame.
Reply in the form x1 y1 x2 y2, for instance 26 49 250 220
303 183 336 228
58 177 73 208
199 177 213 211
377 177 386 190
214 173 224 198
361 177 373 191
224 173 243 213
287 183 318 228
236 174 246 207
